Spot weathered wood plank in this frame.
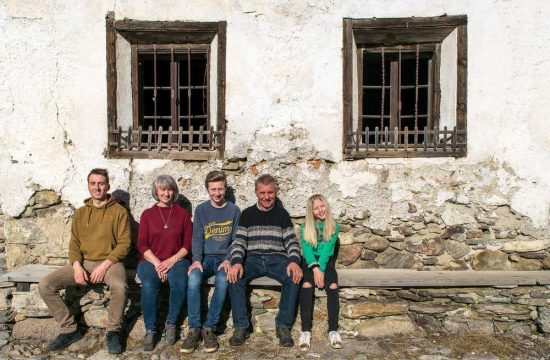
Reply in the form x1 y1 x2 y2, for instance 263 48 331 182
3 265 550 289
342 19 353 157
216 21 227 159
456 24 468 156
106 11 117 157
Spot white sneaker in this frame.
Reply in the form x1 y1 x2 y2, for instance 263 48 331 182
298 331 311 351
329 331 342 349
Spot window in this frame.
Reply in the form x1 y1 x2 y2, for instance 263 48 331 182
343 16 467 158
105 12 226 160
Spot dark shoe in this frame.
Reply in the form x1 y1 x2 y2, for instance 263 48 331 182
180 328 201 353
143 331 156 352
276 326 294 347
165 323 177 346
228 328 249 347
202 328 219 353
47 330 82 351
106 331 123 354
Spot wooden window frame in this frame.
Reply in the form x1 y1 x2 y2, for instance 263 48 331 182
105 12 227 160
343 16 468 159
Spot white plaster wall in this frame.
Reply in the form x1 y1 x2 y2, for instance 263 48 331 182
0 0 549 228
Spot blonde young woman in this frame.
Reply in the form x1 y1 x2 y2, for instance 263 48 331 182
299 194 342 351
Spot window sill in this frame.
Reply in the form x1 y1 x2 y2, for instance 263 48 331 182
107 149 219 161
345 146 466 159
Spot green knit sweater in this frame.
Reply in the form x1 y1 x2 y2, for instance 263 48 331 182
300 222 339 272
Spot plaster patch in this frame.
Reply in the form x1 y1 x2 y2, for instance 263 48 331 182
329 162 377 198
0 169 34 217
511 183 550 228
436 190 455 206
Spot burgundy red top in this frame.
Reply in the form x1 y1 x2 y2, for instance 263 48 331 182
137 204 192 262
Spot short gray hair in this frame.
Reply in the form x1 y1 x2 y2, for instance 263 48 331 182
152 175 179 202
255 174 279 191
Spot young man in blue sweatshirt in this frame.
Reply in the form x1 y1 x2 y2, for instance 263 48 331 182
181 171 240 353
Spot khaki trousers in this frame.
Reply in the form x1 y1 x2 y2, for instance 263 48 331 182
38 261 127 333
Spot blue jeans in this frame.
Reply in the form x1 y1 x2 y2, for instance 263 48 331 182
228 254 300 330
187 256 228 330
137 259 190 332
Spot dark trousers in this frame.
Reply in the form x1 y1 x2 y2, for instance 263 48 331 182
228 254 300 330
299 257 339 332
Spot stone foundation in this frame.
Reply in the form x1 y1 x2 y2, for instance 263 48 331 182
2 281 549 343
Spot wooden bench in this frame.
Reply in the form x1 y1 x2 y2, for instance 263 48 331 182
2 264 550 291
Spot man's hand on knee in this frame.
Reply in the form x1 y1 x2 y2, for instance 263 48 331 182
90 260 113 284
227 264 243 283
72 262 89 286
286 262 302 284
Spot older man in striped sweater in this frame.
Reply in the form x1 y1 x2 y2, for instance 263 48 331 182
227 174 302 347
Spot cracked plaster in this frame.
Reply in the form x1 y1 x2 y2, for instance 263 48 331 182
0 0 549 231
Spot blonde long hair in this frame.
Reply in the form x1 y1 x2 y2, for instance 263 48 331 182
303 194 336 248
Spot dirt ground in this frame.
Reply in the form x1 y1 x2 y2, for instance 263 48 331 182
1 327 550 359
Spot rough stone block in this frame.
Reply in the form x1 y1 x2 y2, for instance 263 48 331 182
501 240 550 253
471 250 511 270
34 191 61 208
472 304 531 318
82 308 108 328
337 244 362 266
376 248 422 269
443 316 494 334
409 302 461 315
344 300 408 318
535 308 550 333
338 232 355 245
255 311 277 332
360 248 378 260
511 257 543 271
362 236 389 252
11 318 57 341
357 315 417 338
440 204 475 226
445 240 470 259
11 291 50 318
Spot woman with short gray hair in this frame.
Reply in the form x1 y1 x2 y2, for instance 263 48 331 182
137 174 192 351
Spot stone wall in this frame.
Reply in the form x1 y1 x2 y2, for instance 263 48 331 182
3 160 550 271
5 283 550 341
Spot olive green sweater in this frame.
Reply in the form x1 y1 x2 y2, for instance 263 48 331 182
68 195 131 264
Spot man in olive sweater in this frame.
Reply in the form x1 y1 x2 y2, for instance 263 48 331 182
38 168 131 354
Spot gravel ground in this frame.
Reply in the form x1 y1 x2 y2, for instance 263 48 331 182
1 328 549 360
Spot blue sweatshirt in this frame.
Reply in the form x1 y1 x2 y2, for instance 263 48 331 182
192 201 241 262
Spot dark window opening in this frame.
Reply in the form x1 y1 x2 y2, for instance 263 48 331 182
137 47 209 145
360 46 434 146
343 16 468 158
106 14 226 160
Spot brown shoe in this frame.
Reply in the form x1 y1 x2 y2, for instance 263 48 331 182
202 328 219 353
180 328 201 353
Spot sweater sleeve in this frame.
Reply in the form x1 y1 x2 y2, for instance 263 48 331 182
229 210 248 265
68 210 83 264
225 206 241 261
300 224 317 268
191 206 205 263
137 210 150 256
106 207 132 263
281 209 301 265
317 223 339 272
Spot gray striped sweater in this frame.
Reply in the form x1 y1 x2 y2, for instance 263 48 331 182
229 202 301 265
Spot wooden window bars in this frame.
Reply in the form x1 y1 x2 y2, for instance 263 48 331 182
343 16 468 158
105 13 226 160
